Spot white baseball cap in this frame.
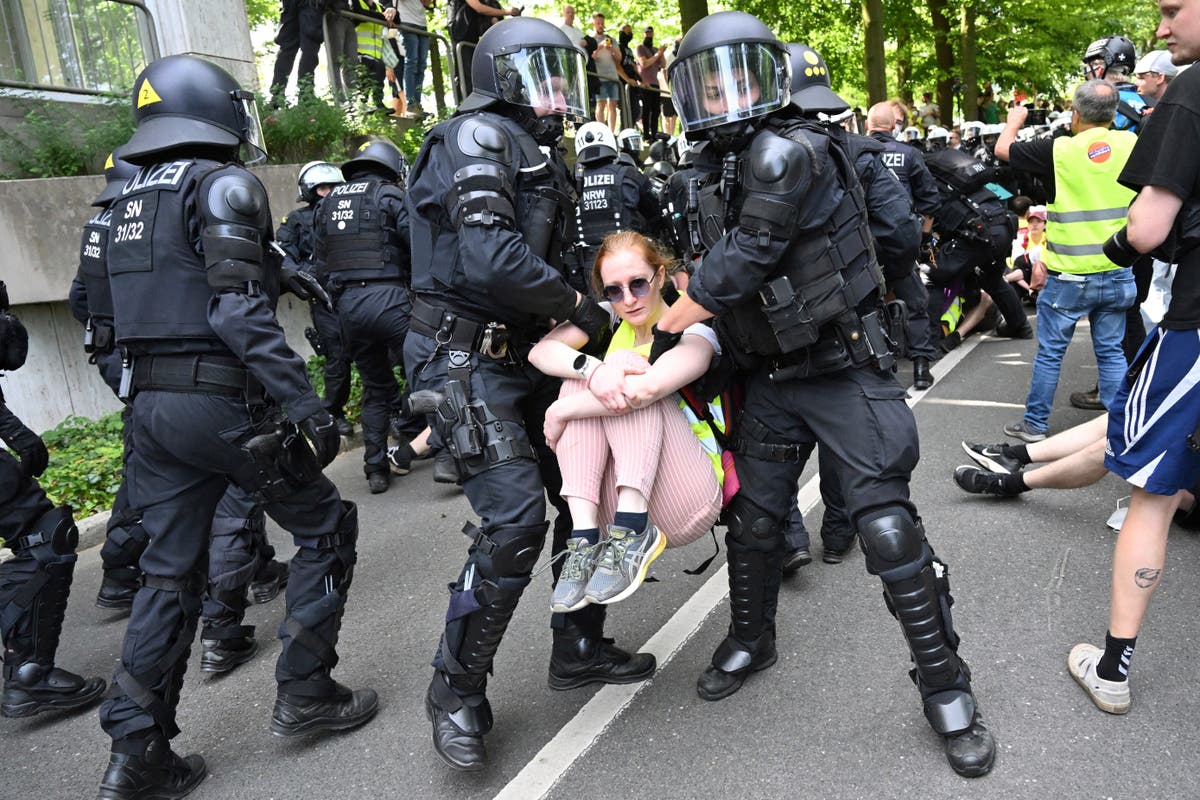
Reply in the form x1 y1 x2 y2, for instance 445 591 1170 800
1135 49 1180 77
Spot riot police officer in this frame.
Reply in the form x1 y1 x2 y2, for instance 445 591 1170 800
0 283 107 720
657 12 996 777
615 127 643 168
66 148 150 612
96 55 376 800
570 121 662 294
280 160 353 436
312 139 424 494
405 17 655 771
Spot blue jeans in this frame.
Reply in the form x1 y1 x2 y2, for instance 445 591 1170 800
1023 269 1136 432
401 24 429 105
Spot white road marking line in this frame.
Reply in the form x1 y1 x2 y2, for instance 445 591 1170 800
492 331 989 800
923 398 1025 409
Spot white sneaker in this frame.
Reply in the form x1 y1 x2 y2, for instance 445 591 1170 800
1068 643 1131 714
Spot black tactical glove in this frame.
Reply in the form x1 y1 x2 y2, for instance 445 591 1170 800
299 410 340 468
648 324 683 364
0 408 48 479
569 294 611 345
281 267 334 311
1103 226 1141 268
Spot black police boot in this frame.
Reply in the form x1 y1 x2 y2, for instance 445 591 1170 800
425 672 491 771
2 661 106 718
696 629 777 701
96 566 140 612
913 357 934 390
433 451 460 485
943 711 997 777
249 559 289 605
199 633 258 675
367 471 390 494
97 729 206 800
781 547 812 574
270 682 379 737
548 620 656 690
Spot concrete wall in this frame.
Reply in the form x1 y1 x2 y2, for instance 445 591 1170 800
0 164 319 433
148 0 259 90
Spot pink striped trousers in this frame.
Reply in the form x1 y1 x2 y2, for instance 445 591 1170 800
557 350 722 547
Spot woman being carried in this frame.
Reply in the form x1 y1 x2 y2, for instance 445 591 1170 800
529 231 726 614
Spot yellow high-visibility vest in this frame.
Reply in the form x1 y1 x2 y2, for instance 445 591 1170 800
605 322 725 488
355 0 384 60
1044 126 1137 275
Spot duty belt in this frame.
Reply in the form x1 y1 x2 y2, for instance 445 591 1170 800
131 353 264 401
411 295 514 360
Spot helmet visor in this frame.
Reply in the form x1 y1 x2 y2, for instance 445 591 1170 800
670 42 789 132
494 45 589 121
236 92 268 165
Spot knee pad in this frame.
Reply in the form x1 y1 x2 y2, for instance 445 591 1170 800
10 506 78 560
857 506 929 579
467 521 547 580
722 494 781 552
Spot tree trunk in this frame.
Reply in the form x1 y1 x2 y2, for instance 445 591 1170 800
896 28 912 106
926 0 954 125
862 0 887 104
959 3 979 123
678 0 708 34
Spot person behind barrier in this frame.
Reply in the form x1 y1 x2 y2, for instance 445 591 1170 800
529 231 724 611
404 17 655 771
0 284 107 722
95 55 376 800
268 0 327 106
656 11 996 777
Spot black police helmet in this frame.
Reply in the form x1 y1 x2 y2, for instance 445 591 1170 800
458 17 589 121
786 44 849 115
644 160 675 182
342 139 407 182
1084 36 1137 74
92 145 139 207
667 11 790 135
123 55 267 166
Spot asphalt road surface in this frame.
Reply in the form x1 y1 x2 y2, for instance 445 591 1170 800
7 316 1199 800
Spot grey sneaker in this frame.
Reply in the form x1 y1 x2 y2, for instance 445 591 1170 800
551 538 600 614
585 524 666 605
1003 420 1047 443
961 441 1023 474
1068 643 1131 714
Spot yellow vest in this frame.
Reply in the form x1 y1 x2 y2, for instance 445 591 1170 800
355 1 384 59
604 322 725 487
1044 127 1137 275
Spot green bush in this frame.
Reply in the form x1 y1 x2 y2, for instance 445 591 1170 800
0 93 135 180
38 412 126 518
258 94 441 166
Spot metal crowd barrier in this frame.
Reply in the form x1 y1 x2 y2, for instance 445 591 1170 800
334 8 453 117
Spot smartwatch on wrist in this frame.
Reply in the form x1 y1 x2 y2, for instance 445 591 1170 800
572 352 600 379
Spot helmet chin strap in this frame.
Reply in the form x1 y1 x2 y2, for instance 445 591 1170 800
507 105 566 146
703 119 759 154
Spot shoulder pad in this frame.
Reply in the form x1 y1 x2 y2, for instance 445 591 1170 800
452 115 514 165
199 167 271 232
745 130 814 196
847 133 885 157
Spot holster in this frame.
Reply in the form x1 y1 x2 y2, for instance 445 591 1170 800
234 412 323 502
84 317 115 355
304 326 328 357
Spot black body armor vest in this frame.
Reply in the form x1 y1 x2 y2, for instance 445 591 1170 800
79 209 114 320
317 176 407 282
573 160 641 249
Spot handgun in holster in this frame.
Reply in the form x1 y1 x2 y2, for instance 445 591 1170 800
238 415 322 502
304 326 328 356
409 380 484 463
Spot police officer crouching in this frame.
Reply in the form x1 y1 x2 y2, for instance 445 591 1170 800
280 160 355 436
0 283 107 720
656 12 996 777
570 121 662 294
96 56 376 800
405 18 654 771
313 139 425 494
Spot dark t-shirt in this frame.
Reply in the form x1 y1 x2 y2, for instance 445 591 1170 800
1119 64 1200 330
1007 138 1057 202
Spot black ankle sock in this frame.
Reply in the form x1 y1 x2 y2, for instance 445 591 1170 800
1003 443 1032 466
1097 631 1136 681
613 511 649 533
1000 472 1030 494
397 443 416 460
573 528 601 546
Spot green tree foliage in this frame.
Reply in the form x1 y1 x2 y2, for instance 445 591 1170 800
246 0 282 30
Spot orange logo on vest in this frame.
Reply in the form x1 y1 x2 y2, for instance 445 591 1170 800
1087 142 1112 163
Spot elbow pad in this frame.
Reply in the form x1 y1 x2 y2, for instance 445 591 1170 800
199 170 272 289
450 163 517 230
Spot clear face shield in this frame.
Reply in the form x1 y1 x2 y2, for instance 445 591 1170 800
670 42 789 133
494 45 589 121
234 90 268 165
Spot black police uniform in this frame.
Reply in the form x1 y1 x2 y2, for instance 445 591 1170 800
268 0 327 102
664 15 992 776
312 160 423 487
571 155 662 293
404 17 654 770
278 202 353 424
0 337 106 717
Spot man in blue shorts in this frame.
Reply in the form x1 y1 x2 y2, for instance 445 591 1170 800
1068 0 1200 715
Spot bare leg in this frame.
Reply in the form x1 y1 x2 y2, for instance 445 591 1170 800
955 293 993 338
566 496 600 531
614 484 648 515
1026 414 1109 463
411 427 432 456
1022 435 1109 489
1108 488 1180 637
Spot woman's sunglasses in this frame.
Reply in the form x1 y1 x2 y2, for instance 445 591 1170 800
602 276 654 304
